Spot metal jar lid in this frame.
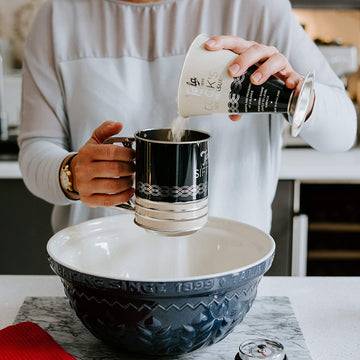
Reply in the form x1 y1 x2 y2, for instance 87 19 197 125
236 339 286 360
288 69 315 137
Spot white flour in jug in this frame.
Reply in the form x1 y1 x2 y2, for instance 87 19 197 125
169 115 189 142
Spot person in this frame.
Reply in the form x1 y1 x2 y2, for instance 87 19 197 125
18 0 357 234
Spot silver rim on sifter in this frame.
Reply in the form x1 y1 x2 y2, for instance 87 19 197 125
134 197 208 236
288 69 315 137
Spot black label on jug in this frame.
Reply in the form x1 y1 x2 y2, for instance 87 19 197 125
135 129 209 203
228 66 292 114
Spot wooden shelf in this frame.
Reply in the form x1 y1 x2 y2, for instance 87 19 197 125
309 222 360 232
308 250 360 260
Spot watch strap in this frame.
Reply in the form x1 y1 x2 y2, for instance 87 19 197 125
61 153 79 197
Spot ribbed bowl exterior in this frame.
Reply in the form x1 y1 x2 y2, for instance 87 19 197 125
48 253 274 356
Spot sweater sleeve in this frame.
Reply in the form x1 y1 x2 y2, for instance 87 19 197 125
18 1 74 206
255 0 357 153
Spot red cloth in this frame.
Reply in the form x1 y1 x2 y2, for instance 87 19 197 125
0 322 76 360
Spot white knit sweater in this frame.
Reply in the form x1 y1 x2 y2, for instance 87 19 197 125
19 0 357 233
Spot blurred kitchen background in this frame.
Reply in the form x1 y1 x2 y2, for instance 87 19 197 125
0 0 359 277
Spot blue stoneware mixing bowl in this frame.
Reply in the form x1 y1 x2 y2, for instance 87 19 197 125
47 214 275 356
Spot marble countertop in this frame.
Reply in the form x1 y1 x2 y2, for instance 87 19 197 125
0 275 359 360
2 148 360 181
14 295 311 360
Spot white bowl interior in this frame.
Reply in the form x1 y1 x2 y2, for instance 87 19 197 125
47 215 275 281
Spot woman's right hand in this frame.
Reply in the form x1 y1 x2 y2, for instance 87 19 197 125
70 121 136 207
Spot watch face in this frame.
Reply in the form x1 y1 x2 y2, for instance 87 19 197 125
61 169 70 188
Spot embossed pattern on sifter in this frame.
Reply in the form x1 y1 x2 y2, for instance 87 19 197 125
136 182 208 198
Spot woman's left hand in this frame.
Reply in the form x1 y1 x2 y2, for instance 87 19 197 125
205 35 314 121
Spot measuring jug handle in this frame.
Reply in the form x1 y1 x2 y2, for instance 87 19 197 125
103 136 136 213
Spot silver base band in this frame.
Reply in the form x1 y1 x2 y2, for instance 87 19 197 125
134 197 208 236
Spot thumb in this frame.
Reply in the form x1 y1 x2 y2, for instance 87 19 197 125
88 121 123 144
229 114 242 121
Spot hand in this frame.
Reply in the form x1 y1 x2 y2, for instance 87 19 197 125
205 35 315 121
70 121 136 207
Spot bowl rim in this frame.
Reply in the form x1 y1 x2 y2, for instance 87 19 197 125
47 215 275 283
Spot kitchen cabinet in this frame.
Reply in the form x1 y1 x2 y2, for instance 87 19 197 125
271 177 360 277
269 180 294 276
0 179 53 275
300 182 360 276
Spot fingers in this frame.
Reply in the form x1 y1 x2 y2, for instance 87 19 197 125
228 44 279 77
205 35 302 89
229 114 242 122
205 35 253 54
81 187 135 208
81 176 134 197
74 153 135 201
79 143 135 162
74 158 135 208
250 52 293 84
72 122 137 208
87 121 123 145
75 159 135 180
284 71 303 89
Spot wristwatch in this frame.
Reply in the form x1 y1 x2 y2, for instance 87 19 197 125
60 153 78 196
